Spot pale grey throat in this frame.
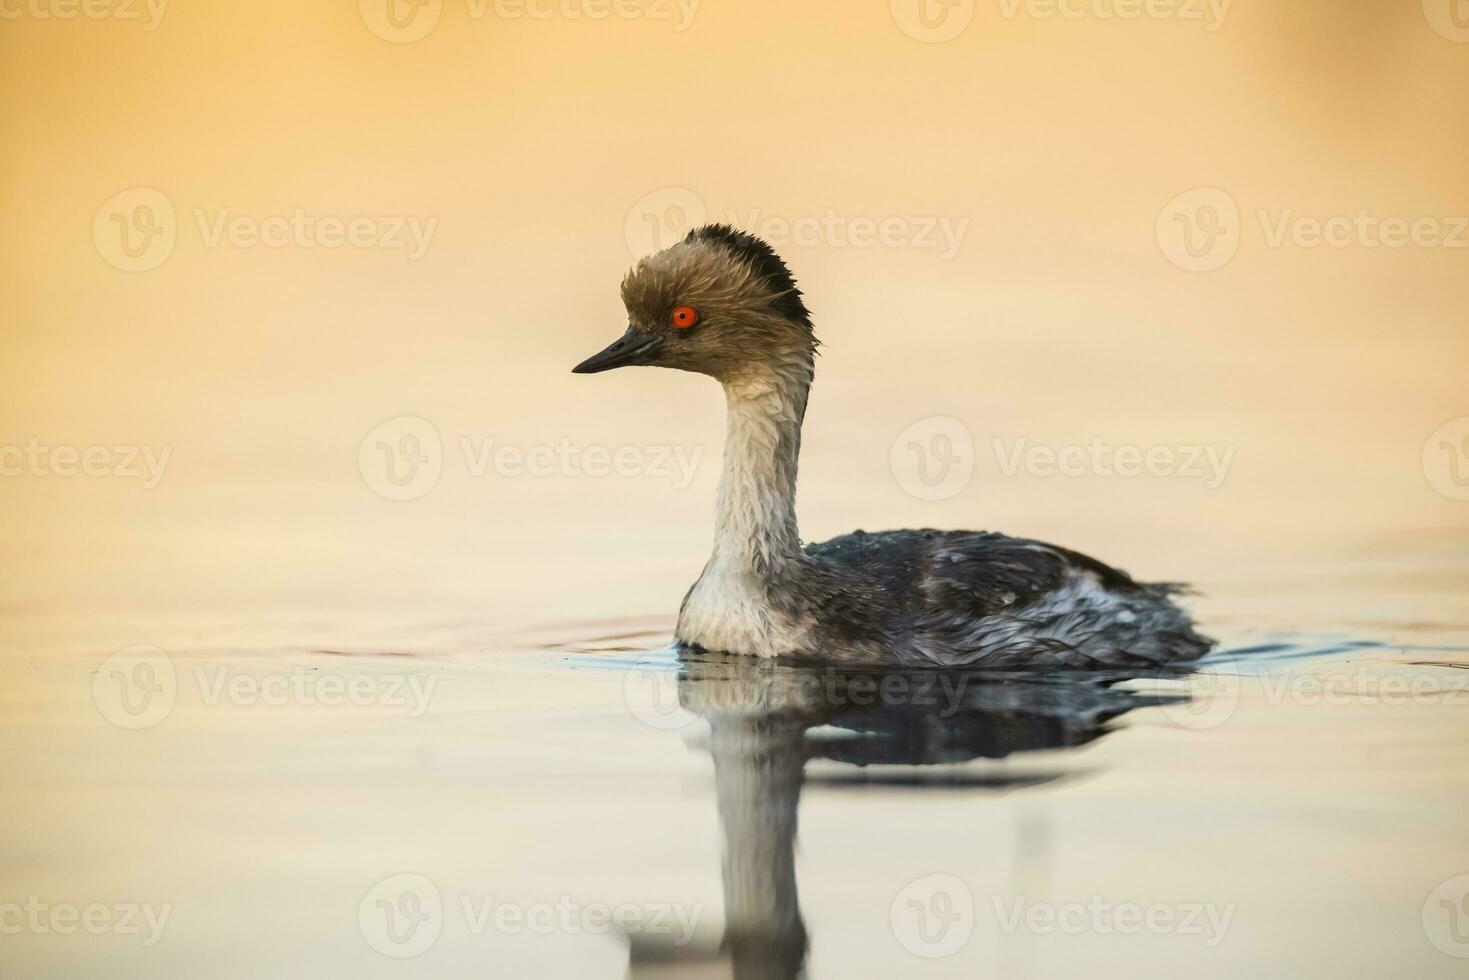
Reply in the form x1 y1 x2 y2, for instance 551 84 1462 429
676 355 814 658
711 368 810 570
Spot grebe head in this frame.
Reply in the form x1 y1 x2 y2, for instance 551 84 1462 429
572 224 817 382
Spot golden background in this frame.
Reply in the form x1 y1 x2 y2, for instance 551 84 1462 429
3 0 1466 647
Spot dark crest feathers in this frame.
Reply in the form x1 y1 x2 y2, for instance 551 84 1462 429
685 224 812 328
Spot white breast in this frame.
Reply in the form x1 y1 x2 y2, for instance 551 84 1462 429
677 559 792 658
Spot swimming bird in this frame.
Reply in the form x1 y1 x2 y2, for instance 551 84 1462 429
573 225 1210 668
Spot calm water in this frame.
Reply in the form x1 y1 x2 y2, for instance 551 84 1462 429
3 560 1468 979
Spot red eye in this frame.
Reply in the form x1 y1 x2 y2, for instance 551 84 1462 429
671 306 699 329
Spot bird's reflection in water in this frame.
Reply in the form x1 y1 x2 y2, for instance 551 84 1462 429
625 651 1202 980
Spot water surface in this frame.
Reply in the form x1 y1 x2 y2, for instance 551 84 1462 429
4 559 1468 978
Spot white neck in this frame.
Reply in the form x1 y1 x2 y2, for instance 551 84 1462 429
677 354 814 657
711 363 811 574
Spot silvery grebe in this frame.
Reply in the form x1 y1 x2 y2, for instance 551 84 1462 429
573 225 1210 668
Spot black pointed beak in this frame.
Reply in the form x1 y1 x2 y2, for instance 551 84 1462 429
571 327 663 374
